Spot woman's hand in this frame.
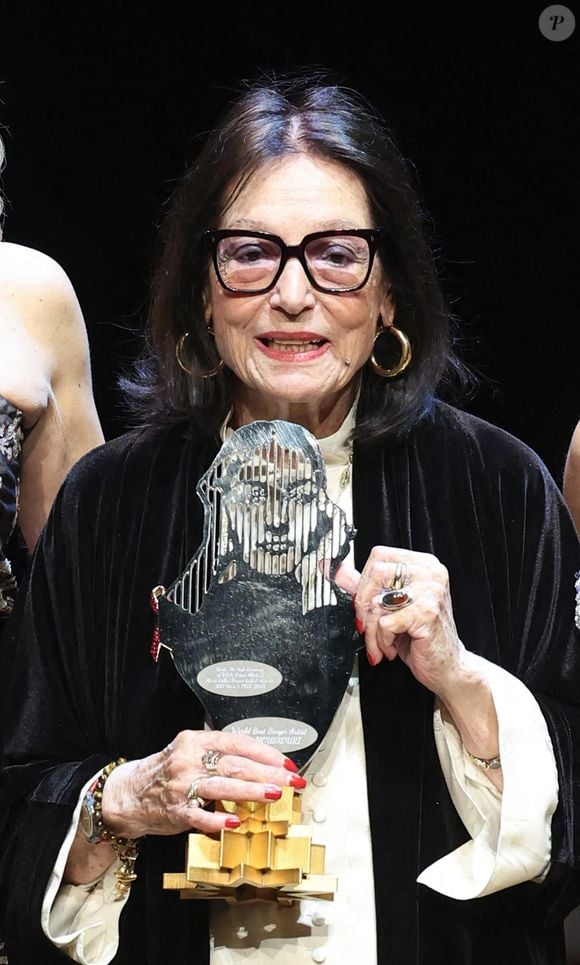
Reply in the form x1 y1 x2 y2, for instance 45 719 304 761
335 546 465 701
101 730 304 840
334 546 502 787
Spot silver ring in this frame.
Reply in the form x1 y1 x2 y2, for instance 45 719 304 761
380 588 413 611
187 777 208 808
201 749 222 774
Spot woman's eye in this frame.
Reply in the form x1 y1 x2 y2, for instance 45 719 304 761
235 245 267 263
310 241 363 268
329 242 368 266
220 241 278 265
326 246 354 265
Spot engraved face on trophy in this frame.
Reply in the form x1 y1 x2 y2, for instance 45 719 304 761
215 438 341 590
162 421 351 618
194 426 351 618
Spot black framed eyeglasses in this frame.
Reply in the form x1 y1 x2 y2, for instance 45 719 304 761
205 228 384 295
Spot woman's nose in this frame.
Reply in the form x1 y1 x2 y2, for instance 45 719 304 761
268 259 316 313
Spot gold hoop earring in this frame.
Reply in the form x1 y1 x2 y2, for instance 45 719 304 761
176 332 224 379
369 325 412 379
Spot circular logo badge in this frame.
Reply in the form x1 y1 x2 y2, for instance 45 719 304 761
538 5 576 40
197 660 283 697
223 717 318 753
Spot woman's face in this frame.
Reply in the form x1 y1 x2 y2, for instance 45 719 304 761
204 154 394 431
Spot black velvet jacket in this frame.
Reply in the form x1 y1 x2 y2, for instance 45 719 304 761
1 400 579 964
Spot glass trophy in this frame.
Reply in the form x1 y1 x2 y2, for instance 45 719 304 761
155 420 358 902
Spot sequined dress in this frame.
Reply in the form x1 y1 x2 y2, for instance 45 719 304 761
0 397 23 965
0 397 24 622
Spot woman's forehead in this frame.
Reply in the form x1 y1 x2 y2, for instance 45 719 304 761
220 154 372 230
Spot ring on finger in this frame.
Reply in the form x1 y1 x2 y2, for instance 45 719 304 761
391 561 409 591
379 587 413 610
202 749 222 774
187 777 209 808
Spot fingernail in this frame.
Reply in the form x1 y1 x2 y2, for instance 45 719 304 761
283 758 299 773
225 817 241 828
355 617 365 635
265 786 282 800
366 649 378 667
289 775 307 790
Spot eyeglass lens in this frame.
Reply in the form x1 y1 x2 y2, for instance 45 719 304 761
215 234 372 292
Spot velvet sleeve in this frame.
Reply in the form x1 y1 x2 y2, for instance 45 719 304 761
0 451 120 959
436 411 580 917
510 453 580 917
0 426 215 963
353 402 580 948
472 422 580 868
434 410 580 913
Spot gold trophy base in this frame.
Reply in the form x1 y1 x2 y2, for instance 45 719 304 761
164 787 337 903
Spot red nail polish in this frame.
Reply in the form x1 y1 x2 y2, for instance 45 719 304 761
366 649 378 667
283 758 299 773
289 775 307 790
225 817 241 828
265 786 282 800
355 617 365 635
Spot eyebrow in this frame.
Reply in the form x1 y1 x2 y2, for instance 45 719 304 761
227 218 367 231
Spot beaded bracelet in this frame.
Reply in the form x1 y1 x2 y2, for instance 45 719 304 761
90 757 140 899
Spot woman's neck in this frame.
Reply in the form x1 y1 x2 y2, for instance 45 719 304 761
230 380 359 439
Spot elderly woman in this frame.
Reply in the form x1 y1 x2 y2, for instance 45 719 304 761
1 74 579 965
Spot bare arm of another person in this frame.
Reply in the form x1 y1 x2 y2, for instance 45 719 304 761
563 419 580 536
0 242 104 549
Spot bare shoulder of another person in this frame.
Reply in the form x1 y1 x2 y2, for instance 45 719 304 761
563 419 580 536
0 241 105 548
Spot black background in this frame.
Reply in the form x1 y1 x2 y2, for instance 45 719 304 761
1 7 578 485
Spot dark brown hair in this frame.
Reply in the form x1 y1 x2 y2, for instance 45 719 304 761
121 69 472 443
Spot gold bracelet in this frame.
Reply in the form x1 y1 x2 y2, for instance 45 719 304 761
92 758 140 899
467 751 502 771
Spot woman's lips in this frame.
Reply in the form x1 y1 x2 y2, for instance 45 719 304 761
255 333 331 362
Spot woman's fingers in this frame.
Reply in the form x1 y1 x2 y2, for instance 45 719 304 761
201 751 305 790
183 774 291 808
172 729 299 773
356 548 415 608
118 731 306 837
351 549 413 652
362 598 400 665
181 807 245 835
331 558 362 596
166 733 302 799
178 776 304 835
105 729 308 839
141 764 306 837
